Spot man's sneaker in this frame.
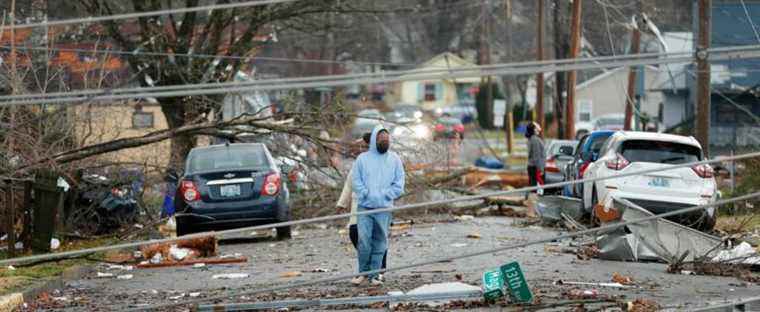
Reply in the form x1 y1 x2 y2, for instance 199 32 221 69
350 276 366 285
370 277 384 286
378 273 385 282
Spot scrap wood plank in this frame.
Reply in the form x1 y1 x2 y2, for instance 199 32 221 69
136 256 247 269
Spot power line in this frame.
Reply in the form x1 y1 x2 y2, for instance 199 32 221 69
3 44 760 106
3 0 299 30
1 150 759 268
0 44 419 67
145 192 760 311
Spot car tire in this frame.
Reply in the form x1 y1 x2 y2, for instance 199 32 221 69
590 185 601 227
276 226 292 240
176 219 194 236
698 213 717 232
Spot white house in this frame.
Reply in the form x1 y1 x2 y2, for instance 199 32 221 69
573 65 665 132
395 52 484 111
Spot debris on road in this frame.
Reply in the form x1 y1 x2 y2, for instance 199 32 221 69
536 196 584 225
140 235 218 262
406 282 482 307
611 272 635 285
565 288 600 300
135 256 247 269
467 233 482 239
311 268 330 273
626 298 660 312
96 272 114 278
105 264 134 271
212 273 250 279
554 280 633 289
116 274 133 280
454 215 475 222
280 271 303 278
712 242 760 265
189 292 201 298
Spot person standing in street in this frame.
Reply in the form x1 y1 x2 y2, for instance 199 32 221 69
350 125 405 286
526 122 545 195
336 133 388 279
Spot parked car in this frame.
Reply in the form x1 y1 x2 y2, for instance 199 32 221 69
433 117 465 140
593 114 626 131
174 143 291 238
544 139 578 193
581 132 717 231
564 130 616 198
434 101 478 124
350 109 385 139
391 104 424 123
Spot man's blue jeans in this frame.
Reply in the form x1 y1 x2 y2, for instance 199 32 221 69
356 207 391 279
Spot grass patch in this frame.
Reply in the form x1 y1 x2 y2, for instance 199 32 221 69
716 214 760 234
0 236 118 296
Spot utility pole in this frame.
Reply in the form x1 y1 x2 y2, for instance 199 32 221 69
624 16 641 131
480 0 493 130
565 0 582 140
696 0 711 156
552 0 566 139
536 0 545 131
505 0 513 155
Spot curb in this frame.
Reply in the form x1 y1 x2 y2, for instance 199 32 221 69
0 265 93 311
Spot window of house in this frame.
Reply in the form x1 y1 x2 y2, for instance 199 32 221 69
424 83 436 101
132 111 154 129
578 100 592 122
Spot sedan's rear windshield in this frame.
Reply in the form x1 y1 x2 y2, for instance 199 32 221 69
589 134 612 154
621 140 702 164
187 145 270 173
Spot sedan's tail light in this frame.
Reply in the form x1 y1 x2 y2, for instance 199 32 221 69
579 162 590 177
605 153 630 171
434 124 445 132
453 124 465 133
180 180 200 202
545 158 560 173
691 164 714 178
262 173 281 196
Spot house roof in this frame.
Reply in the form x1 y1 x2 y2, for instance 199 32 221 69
575 65 659 91
401 52 487 83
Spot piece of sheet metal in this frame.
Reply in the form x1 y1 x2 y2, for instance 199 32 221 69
618 198 723 262
537 196 584 224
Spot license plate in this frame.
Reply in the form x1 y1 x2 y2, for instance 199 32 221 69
648 177 670 188
220 184 241 197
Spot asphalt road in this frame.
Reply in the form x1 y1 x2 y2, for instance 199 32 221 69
27 215 760 311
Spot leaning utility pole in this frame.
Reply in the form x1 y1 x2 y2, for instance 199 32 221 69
565 0 582 139
536 0 545 131
552 0 566 139
480 0 493 129
696 0 712 156
624 16 641 131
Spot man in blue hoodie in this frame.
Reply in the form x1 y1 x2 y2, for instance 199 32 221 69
351 125 405 286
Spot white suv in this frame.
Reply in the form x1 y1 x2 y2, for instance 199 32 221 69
582 132 717 231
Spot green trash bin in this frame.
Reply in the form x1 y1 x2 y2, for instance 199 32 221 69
31 170 62 253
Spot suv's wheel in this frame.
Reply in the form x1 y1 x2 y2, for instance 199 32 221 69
276 226 292 240
698 213 717 232
176 219 194 236
590 186 601 226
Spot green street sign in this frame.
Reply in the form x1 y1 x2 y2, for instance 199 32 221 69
482 269 505 301
500 261 533 303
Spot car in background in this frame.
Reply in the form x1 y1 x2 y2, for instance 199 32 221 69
582 132 717 231
351 109 385 139
390 104 424 123
544 140 578 193
433 117 465 140
593 114 626 131
434 101 478 124
174 143 291 239
564 130 616 198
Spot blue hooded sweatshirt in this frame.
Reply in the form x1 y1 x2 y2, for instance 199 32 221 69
352 125 405 209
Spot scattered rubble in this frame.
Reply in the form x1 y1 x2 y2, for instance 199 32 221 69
212 273 250 280
280 271 303 278
625 298 660 312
